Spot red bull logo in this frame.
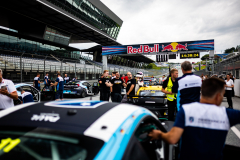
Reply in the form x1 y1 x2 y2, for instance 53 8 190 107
162 42 188 52
127 44 159 54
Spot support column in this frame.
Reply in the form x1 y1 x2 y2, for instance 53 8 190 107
102 55 108 71
20 55 22 83
84 63 86 80
75 61 77 78
94 65 96 79
233 61 235 77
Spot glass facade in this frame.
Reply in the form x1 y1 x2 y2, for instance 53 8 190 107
0 33 79 59
46 0 121 39
44 26 71 45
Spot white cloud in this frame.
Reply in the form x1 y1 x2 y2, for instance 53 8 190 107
71 0 240 63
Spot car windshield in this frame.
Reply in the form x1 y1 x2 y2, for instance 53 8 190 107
0 130 103 160
66 81 80 85
139 90 165 96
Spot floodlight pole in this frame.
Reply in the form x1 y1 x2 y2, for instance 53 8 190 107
20 53 24 83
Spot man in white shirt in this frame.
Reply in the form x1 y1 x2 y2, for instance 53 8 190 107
0 69 18 110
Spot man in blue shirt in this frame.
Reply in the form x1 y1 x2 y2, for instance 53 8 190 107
51 73 64 100
64 74 70 84
172 61 202 111
33 73 42 91
18 87 34 103
44 73 50 89
149 77 240 160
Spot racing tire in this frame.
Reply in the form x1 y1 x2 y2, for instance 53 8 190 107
81 90 86 98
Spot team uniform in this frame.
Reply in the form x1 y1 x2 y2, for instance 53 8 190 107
163 76 176 121
0 79 16 109
172 73 202 111
55 76 64 100
19 92 34 103
100 77 111 101
64 76 70 83
174 102 240 160
34 77 41 91
126 78 136 96
111 78 124 102
44 76 49 88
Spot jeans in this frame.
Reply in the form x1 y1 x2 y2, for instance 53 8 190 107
226 90 233 108
112 93 122 102
55 90 63 100
102 92 110 101
167 99 177 121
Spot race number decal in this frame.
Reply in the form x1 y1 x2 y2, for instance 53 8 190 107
0 138 21 153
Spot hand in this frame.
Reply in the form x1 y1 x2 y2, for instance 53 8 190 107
0 88 9 96
148 129 162 140
127 92 129 95
168 91 173 94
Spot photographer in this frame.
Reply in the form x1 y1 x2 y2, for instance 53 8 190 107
0 69 18 110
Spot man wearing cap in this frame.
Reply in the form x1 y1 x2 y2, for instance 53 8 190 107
0 69 18 110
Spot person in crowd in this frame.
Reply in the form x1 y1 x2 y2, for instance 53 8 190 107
172 61 202 111
111 72 117 80
225 74 234 109
99 70 111 101
205 75 209 79
124 74 128 84
230 74 235 97
162 69 178 121
72 77 77 81
126 72 136 96
121 74 126 83
0 69 18 110
159 75 166 84
98 74 103 100
64 74 70 84
44 73 50 89
33 73 42 91
110 72 126 102
51 73 64 101
148 77 240 160
18 87 34 103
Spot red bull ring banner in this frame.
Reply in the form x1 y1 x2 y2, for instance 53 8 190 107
102 39 214 56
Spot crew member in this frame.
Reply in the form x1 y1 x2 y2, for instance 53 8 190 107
33 73 42 91
51 73 64 101
0 69 18 110
64 74 70 83
98 74 103 100
149 77 240 160
162 69 178 121
172 61 202 111
99 70 111 101
72 77 77 81
111 72 126 102
126 72 136 96
44 73 50 89
18 87 34 103
111 72 117 80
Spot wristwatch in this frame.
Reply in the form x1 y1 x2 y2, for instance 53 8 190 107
7 93 11 97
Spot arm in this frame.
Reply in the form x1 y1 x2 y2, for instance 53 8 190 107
148 127 184 144
45 78 48 84
161 88 172 94
0 90 18 100
122 82 127 87
51 82 58 86
127 84 135 95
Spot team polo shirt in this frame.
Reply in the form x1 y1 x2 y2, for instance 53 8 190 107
174 102 240 160
34 77 40 88
0 79 16 109
44 76 49 85
56 77 64 91
21 92 34 103
172 73 202 110
64 77 70 83
111 78 124 94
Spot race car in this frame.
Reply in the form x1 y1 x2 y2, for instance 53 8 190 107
0 100 175 160
143 77 157 86
15 83 41 105
129 85 168 120
63 80 99 98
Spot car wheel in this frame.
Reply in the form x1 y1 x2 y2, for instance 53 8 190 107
81 90 86 98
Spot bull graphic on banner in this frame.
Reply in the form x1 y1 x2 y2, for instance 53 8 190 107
102 39 214 56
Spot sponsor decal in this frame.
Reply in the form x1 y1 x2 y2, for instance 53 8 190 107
0 138 21 153
189 117 194 123
127 44 159 54
31 113 60 122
